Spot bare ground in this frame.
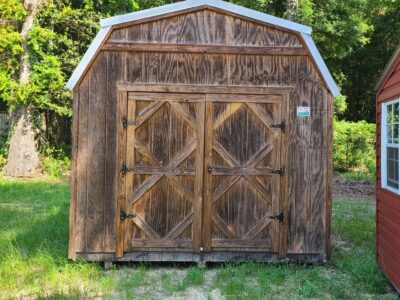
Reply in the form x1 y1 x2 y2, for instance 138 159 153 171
333 175 376 202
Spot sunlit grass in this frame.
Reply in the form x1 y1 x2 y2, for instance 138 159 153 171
0 175 395 299
0 176 111 299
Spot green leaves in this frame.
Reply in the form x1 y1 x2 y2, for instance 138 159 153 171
333 120 376 173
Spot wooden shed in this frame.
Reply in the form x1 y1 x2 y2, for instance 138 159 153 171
375 43 400 292
66 0 339 263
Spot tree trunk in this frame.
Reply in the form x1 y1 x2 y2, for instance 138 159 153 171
3 0 43 177
286 0 299 21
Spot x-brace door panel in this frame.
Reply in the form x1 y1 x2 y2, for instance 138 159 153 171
119 93 205 253
203 94 283 252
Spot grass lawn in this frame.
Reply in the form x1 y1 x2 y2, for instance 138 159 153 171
0 176 396 299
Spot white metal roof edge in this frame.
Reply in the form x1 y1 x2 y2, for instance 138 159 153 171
101 0 312 34
375 44 400 92
66 1 342 93
66 26 111 90
301 33 340 97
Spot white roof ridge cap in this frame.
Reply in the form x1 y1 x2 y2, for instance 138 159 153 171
99 0 312 34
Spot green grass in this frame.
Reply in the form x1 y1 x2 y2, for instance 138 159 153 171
340 171 375 183
0 176 396 299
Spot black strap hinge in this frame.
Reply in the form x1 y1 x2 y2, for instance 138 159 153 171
271 167 285 177
121 163 127 177
122 116 139 129
269 212 284 225
271 121 285 131
120 208 136 223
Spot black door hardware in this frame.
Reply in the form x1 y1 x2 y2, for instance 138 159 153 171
120 208 136 223
271 121 285 131
269 212 284 225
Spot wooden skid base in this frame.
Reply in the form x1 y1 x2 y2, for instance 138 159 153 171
76 252 325 264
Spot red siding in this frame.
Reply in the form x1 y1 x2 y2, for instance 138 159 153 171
376 55 400 292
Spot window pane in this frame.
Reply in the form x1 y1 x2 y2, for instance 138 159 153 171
387 104 393 125
394 103 399 123
394 124 399 144
387 125 393 143
387 147 399 189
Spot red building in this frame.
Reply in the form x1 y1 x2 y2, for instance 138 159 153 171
375 44 400 292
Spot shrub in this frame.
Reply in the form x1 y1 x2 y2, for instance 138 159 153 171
41 147 71 179
0 154 6 169
333 120 376 175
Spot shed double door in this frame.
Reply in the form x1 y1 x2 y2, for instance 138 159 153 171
117 92 285 257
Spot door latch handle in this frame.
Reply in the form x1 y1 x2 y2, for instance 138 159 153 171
207 166 212 174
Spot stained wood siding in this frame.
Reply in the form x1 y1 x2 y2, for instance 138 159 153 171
376 56 400 292
108 10 302 47
71 9 331 255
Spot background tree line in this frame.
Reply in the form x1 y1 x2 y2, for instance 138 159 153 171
0 0 399 177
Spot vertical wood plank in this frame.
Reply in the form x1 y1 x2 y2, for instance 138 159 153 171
178 12 202 44
229 17 247 46
159 53 178 84
86 53 107 252
278 93 290 258
203 100 214 251
127 25 142 43
287 93 311 253
109 28 127 43
75 74 89 253
272 102 282 254
68 88 79 259
141 21 160 43
193 101 206 252
325 92 333 259
143 52 160 83
126 52 143 83
214 12 229 45
116 91 128 257
211 54 229 85
104 51 124 252
160 16 179 44
195 54 212 85
309 84 327 253
124 97 136 251
177 53 196 84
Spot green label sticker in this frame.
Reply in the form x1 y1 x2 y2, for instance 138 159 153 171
297 107 311 117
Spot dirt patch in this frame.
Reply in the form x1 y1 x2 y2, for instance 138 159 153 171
333 176 375 202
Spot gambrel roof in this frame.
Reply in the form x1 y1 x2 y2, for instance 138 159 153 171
66 0 340 96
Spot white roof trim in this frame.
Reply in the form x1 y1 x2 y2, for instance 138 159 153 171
65 26 111 90
101 0 312 34
66 0 339 96
301 33 340 97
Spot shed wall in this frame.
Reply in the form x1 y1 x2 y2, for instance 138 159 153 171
71 10 332 256
376 56 400 291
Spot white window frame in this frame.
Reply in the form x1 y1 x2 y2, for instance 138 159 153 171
381 98 400 194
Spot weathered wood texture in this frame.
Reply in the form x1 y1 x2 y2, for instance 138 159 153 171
70 8 331 257
108 9 302 47
203 96 282 252
119 93 205 253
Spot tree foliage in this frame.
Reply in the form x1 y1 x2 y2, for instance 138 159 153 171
0 0 399 147
333 120 376 175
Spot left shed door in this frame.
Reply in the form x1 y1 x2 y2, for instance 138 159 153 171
117 92 206 256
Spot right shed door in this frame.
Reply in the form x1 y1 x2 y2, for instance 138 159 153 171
203 94 285 254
